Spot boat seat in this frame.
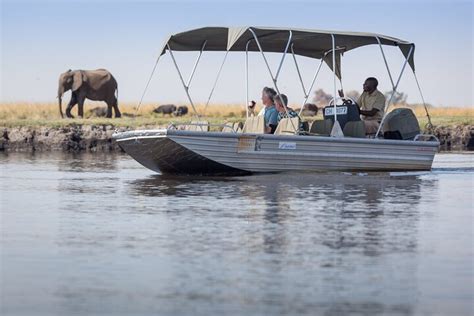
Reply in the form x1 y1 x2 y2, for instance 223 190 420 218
309 119 333 136
343 121 365 138
242 116 265 134
233 122 243 133
221 122 235 133
185 121 209 131
274 117 300 135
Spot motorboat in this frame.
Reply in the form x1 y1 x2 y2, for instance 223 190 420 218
113 27 439 175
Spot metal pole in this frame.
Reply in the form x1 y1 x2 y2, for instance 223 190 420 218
298 58 324 116
245 39 252 118
413 70 433 130
291 44 308 98
167 44 200 121
186 40 207 87
204 50 229 112
248 28 297 132
331 34 337 124
376 36 395 89
375 45 414 137
275 31 293 80
135 53 162 117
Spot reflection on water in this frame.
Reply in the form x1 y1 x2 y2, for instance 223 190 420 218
1 152 472 316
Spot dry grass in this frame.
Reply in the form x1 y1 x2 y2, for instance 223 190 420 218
0 101 472 128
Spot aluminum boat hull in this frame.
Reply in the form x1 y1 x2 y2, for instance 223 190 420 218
113 129 439 174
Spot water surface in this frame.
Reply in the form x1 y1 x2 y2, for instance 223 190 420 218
1 152 473 315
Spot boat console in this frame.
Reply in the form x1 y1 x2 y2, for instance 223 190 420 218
323 100 361 130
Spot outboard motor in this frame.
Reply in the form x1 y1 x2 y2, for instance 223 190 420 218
323 100 360 130
382 108 420 140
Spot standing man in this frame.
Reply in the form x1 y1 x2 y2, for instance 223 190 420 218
339 77 386 134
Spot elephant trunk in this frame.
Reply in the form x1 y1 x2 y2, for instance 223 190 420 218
58 87 64 118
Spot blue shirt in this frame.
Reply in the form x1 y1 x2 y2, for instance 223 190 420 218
264 105 278 127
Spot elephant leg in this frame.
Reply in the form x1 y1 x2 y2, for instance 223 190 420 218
77 96 86 118
112 97 121 118
106 103 113 118
66 94 78 118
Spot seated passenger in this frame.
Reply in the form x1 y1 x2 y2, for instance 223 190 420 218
275 94 298 122
259 87 278 134
339 77 386 134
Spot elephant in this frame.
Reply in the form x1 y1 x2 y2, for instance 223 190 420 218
153 104 176 116
57 69 121 118
174 105 188 116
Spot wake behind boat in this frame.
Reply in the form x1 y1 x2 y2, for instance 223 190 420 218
113 26 439 175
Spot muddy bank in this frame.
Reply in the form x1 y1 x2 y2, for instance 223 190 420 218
0 124 473 152
0 125 161 152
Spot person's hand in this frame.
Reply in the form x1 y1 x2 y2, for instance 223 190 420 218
338 89 344 98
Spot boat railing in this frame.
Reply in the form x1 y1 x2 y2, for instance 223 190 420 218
413 134 439 142
167 122 240 133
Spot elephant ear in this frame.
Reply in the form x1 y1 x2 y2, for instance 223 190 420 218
72 71 86 92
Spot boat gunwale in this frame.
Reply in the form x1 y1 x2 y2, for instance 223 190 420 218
113 129 440 148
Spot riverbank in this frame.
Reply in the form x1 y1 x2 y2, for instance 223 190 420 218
0 123 472 152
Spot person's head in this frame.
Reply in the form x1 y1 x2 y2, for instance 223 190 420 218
363 77 378 93
261 87 277 107
274 94 288 113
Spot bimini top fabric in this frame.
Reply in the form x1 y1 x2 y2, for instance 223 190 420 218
160 26 416 77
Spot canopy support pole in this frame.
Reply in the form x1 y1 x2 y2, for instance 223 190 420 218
413 70 433 131
245 39 252 118
375 45 414 137
204 50 229 113
297 59 323 116
186 40 207 88
248 28 297 133
296 48 338 116
167 44 201 122
135 54 162 117
330 34 343 137
291 44 308 100
376 37 395 89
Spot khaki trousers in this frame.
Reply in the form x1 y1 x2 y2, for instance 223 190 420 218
363 120 380 134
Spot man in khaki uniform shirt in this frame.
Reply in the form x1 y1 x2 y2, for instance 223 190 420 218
339 77 386 134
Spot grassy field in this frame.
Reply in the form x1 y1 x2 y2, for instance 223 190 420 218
0 102 472 128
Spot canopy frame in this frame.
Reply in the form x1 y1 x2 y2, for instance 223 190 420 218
375 44 414 137
247 28 298 133
137 26 432 138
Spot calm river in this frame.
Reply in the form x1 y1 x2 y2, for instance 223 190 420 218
1 152 473 316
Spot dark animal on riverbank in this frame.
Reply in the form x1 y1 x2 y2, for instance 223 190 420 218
301 103 318 116
153 104 176 116
174 106 188 116
88 106 107 117
58 69 120 119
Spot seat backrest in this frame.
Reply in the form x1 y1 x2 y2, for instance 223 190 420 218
343 121 366 138
309 119 333 136
233 122 243 133
242 116 265 134
221 122 235 133
274 117 300 135
185 121 209 131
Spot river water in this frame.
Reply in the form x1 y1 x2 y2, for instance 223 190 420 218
1 152 473 316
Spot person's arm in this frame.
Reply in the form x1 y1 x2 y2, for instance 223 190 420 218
359 108 379 117
361 93 385 117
